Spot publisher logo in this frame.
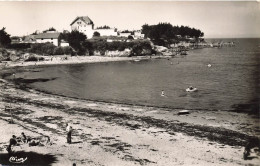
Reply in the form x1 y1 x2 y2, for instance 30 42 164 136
9 156 27 164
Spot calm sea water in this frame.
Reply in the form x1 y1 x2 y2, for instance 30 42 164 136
15 38 260 112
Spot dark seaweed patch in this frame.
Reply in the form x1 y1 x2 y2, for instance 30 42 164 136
3 107 34 115
37 116 63 122
14 77 57 84
66 107 257 147
122 155 156 165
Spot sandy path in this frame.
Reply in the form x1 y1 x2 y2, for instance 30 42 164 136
0 77 260 165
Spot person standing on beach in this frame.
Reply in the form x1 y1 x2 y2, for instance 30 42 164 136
66 123 73 144
6 135 17 154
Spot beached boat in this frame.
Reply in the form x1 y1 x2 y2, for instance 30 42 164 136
178 110 190 115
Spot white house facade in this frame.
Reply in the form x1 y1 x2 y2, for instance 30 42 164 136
35 32 60 46
134 31 145 39
119 32 132 38
60 40 70 47
70 16 94 38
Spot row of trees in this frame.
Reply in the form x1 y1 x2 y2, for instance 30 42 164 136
121 30 134 35
59 30 153 56
29 43 75 55
42 27 56 33
31 27 57 35
141 23 204 46
96 25 111 29
60 30 87 53
80 39 152 56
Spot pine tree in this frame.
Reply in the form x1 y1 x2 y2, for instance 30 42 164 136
0 27 11 47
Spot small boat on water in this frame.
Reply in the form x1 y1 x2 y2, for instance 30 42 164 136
186 86 197 92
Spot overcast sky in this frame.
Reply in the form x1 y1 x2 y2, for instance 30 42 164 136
0 1 259 38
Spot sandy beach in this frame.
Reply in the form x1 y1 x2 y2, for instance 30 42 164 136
0 57 260 166
2 55 171 68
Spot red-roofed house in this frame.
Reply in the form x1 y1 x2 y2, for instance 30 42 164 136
35 32 61 46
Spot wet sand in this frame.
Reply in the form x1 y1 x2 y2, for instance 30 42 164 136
0 58 260 166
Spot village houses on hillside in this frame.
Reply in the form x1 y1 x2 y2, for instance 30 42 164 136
18 16 144 46
70 16 144 39
70 16 118 38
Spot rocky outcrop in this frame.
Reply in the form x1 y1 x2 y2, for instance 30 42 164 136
0 48 10 61
154 45 168 52
153 45 176 56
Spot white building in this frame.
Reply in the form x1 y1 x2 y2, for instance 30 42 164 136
119 32 132 38
35 32 60 46
70 16 94 38
94 29 117 37
134 31 145 39
70 16 117 38
60 40 69 47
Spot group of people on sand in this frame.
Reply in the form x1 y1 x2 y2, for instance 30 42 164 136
6 132 51 154
6 123 72 155
3 124 76 165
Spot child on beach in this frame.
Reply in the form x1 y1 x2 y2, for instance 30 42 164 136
20 132 27 143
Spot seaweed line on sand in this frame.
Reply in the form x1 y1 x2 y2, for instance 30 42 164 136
2 93 259 147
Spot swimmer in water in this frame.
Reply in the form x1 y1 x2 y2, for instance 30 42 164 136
161 90 165 97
